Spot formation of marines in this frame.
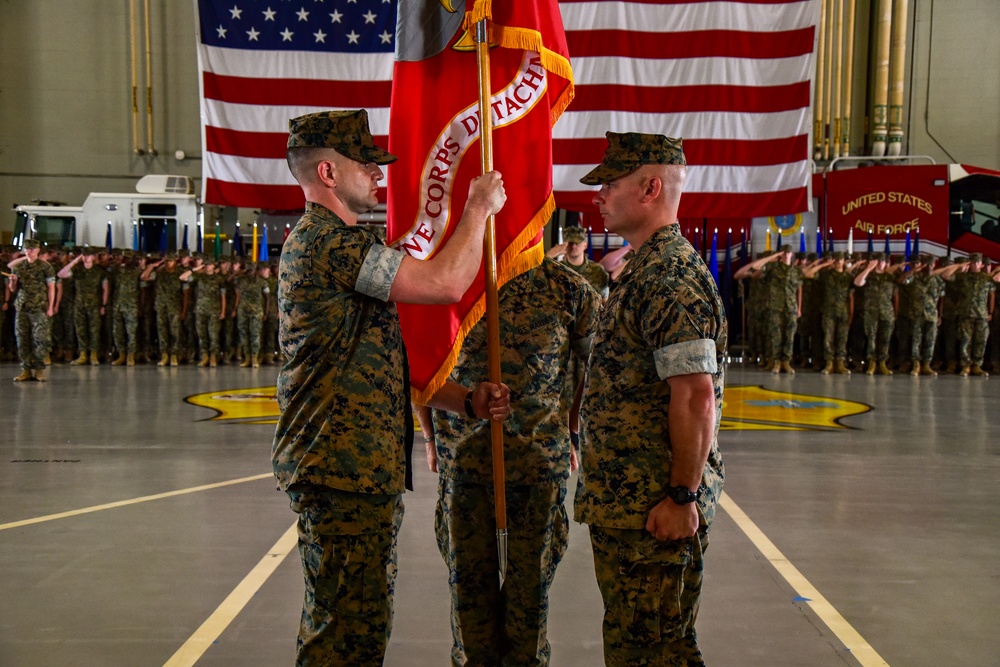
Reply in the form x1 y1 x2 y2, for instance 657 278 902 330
737 245 1000 377
2 244 281 380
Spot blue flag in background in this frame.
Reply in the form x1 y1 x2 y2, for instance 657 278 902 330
884 230 891 255
182 224 190 251
904 231 911 260
912 228 920 257
105 222 113 250
160 224 168 254
816 227 823 255
868 229 874 254
233 224 245 257
709 230 720 286
259 224 269 261
587 227 594 260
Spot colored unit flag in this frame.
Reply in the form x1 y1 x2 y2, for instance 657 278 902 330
553 0 819 219
194 0 397 209
106 223 113 251
260 224 269 261
386 0 573 401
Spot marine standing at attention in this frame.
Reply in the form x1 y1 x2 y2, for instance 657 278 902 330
573 132 728 667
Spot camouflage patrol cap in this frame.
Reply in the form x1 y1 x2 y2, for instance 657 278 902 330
563 226 587 243
779 244 792 253
872 252 887 262
918 252 935 263
969 252 983 263
287 109 397 165
164 251 178 260
832 251 845 260
83 247 97 256
23 238 42 250
807 252 818 261
580 132 685 185
938 257 954 267
795 251 806 260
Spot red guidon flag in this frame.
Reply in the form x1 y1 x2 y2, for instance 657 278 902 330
386 0 573 403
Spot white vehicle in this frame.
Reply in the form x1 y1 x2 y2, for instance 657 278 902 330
12 175 200 251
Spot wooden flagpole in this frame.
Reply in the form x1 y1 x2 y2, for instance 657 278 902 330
474 16 508 587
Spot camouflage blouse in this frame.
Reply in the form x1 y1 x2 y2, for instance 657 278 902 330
764 261 803 314
71 265 107 307
861 271 897 320
152 268 184 310
235 274 267 313
272 203 408 496
575 224 727 531
561 257 610 299
433 258 600 485
12 259 55 312
954 271 996 320
901 272 944 321
187 272 226 315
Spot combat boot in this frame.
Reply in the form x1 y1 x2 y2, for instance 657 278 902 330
865 358 876 376
71 352 89 365
834 358 851 375
209 353 217 368
44 353 52 365
770 360 781 374
112 353 127 366
157 353 170 367
876 360 893 376
945 361 958 374
33 368 47 382
820 360 834 374
239 355 252 368
970 364 989 377
780 360 796 374
959 365 971 377
198 353 210 368
89 351 100 366
126 353 135 367
251 354 260 369
261 352 273 365
920 362 937 376
13 369 33 382
170 354 179 367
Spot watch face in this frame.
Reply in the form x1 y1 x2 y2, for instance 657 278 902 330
670 485 697 504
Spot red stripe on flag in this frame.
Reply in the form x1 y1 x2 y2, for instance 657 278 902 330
571 82 811 114
206 126 390 160
554 136 810 167
566 28 815 59
203 72 392 107
554 187 809 222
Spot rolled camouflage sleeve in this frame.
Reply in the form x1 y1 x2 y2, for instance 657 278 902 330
653 339 718 380
356 244 404 302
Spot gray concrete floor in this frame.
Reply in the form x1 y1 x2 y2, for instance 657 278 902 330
1 363 998 666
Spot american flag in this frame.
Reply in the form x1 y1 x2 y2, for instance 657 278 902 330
195 0 397 210
196 0 817 219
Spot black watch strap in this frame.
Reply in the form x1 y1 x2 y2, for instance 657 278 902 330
667 484 700 505
464 391 477 419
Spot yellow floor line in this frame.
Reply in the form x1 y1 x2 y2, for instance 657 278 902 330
720 492 890 667
0 473 274 532
162 522 299 667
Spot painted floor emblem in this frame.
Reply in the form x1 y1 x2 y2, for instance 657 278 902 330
186 384 872 431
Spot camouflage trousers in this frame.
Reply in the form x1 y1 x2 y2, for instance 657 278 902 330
16 309 52 371
155 304 182 356
939 316 959 364
909 317 938 363
767 310 797 361
288 485 403 667
195 311 222 355
221 315 237 355
237 308 263 355
822 313 850 361
957 317 989 366
74 302 102 353
434 476 569 667
112 304 140 354
590 526 707 667
263 314 279 356
863 315 894 361
53 303 76 352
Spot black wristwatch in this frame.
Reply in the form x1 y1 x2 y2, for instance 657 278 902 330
666 484 700 505
464 391 477 419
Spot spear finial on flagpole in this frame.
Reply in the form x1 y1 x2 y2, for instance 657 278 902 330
474 14 508 588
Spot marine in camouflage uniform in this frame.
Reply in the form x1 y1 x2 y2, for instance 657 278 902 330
575 132 726 667
798 253 824 368
10 239 56 381
945 254 998 376
109 251 144 365
761 246 802 372
938 259 963 372
854 254 898 375
59 248 109 365
430 258 598 667
181 261 227 366
818 252 855 374
141 254 184 366
272 109 507 667
899 255 945 376
261 263 279 363
51 251 77 362
554 225 610 299
217 259 238 362
234 264 268 367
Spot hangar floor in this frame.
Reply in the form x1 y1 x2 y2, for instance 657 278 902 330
1 362 997 667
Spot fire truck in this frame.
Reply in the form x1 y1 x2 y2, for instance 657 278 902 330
11 175 200 252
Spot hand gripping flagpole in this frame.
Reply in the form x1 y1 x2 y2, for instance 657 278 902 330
474 17 508 588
